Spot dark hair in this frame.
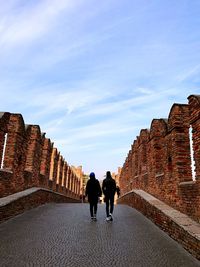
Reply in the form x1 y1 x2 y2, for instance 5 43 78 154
106 171 112 179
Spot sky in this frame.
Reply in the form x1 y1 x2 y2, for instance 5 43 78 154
0 0 200 180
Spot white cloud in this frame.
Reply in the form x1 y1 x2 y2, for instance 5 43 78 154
0 0 83 48
176 64 200 82
54 123 137 145
0 0 200 179
73 87 178 119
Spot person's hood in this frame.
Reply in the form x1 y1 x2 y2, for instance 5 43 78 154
89 172 95 180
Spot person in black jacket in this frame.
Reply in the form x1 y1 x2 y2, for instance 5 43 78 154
102 171 116 221
85 172 102 221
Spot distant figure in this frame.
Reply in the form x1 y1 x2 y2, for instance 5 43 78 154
85 172 102 221
102 171 116 221
80 194 86 203
116 185 120 198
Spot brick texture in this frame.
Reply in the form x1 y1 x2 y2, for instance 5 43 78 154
0 112 81 201
118 190 200 260
119 95 200 223
0 188 80 223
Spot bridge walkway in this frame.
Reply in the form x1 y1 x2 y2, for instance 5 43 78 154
0 203 199 267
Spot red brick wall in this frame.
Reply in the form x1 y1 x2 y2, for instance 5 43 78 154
118 191 200 260
40 138 53 187
25 125 43 187
0 113 81 200
188 95 200 181
50 148 59 191
0 112 10 166
0 188 80 223
56 154 64 193
3 114 27 193
119 95 200 222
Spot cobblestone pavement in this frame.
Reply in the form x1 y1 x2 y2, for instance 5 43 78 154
0 203 199 267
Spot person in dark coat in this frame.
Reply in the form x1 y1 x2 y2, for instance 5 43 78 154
85 172 102 221
102 171 116 221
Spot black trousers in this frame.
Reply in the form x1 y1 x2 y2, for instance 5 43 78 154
105 195 115 217
89 201 98 217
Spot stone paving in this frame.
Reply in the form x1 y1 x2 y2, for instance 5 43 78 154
0 203 199 267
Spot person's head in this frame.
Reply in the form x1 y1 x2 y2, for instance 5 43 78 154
89 172 95 179
106 171 112 179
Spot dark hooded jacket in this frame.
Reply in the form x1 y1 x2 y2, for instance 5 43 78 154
85 174 102 203
102 172 116 198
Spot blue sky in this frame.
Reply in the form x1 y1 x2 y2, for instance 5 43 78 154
0 0 200 180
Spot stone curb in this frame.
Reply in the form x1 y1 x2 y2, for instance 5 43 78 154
133 189 200 240
0 187 80 223
118 190 200 260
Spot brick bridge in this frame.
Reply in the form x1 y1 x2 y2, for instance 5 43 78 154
0 94 200 265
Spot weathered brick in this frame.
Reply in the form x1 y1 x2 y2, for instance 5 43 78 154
0 113 81 200
119 95 200 223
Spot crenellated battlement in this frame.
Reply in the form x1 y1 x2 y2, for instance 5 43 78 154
119 95 200 223
0 112 81 200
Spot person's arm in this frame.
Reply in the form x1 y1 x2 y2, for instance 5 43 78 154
102 180 106 195
98 181 102 196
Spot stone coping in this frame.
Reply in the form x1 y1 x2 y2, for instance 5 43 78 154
123 189 200 240
0 187 69 207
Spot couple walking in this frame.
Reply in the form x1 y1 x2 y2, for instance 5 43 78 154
85 171 116 222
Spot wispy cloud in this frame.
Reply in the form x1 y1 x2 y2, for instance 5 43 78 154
176 64 200 82
0 0 83 48
1 0 200 178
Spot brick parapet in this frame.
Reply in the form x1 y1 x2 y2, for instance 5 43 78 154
40 138 53 186
57 155 64 193
0 113 10 165
188 95 200 181
0 169 13 197
25 125 43 187
3 114 27 193
118 190 200 260
0 113 81 201
0 187 81 223
119 95 200 222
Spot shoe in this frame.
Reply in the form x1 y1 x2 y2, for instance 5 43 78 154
93 214 97 221
106 217 111 221
91 217 94 220
109 213 113 221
